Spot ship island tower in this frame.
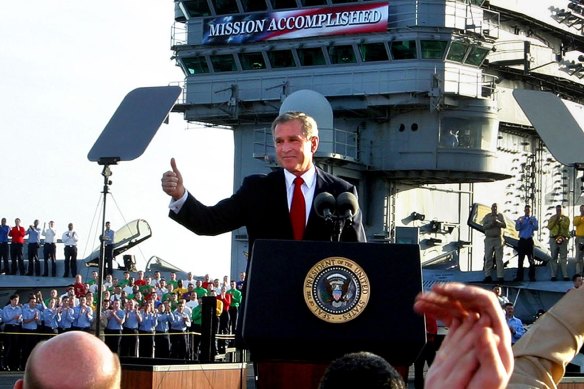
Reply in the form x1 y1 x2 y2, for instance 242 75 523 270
170 0 584 279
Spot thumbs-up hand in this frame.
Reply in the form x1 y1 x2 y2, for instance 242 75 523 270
161 158 185 200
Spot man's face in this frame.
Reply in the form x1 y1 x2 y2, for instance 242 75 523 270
524 206 531 216
33 220 39 227
575 277 583 288
556 206 562 215
68 223 73 231
491 204 497 214
274 119 318 175
15 218 20 226
505 305 514 316
1 218 5 226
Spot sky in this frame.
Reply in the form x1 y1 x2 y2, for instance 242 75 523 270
0 1 234 278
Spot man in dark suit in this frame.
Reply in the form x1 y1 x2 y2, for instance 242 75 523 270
162 111 367 387
161 111 366 247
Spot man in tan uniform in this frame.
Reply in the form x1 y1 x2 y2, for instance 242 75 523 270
547 204 570 281
481 203 507 283
416 283 584 389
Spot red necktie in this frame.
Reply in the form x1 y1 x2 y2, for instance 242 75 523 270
290 177 306 240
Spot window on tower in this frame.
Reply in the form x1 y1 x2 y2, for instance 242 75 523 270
358 42 389 62
239 52 267 70
297 47 326 66
210 54 238 72
267 49 297 68
390 40 417 60
329 45 357 64
180 57 210 75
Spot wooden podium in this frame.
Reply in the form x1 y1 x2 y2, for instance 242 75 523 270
240 240 426 389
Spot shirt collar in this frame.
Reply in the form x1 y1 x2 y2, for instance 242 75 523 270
284 166 316 190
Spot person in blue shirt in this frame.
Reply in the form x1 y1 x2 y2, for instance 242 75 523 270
138 300 157 358
120 299 141 357
42 298 59 340
105 299 125 354
26 220 41 276
57 296 75 333
21 295 42 364
154 303 171 358
504 302 526 344
514 205 539 281
0 218 10 274
72 296 94 332
2 294 22 371
170 301 191 360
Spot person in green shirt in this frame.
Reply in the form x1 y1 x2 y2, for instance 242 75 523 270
191 298 203 361
167 272 179 291
118 271 131 288
194 279 208 299
226 280 242 334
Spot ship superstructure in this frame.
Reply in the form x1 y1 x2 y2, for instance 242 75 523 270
170 0 584 278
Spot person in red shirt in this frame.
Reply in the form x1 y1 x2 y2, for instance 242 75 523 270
8 218 26 275
201 274 211 289
134 270 147 287
73 274 88 298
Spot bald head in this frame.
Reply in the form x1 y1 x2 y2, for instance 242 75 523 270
16 331 120 389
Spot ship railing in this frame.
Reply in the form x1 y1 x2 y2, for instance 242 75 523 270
252 126 359 163
171 22 187 48
169 80 186 105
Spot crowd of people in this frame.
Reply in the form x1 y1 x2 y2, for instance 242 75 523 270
0 218 117 278
482 202 584 283
0 269 246 371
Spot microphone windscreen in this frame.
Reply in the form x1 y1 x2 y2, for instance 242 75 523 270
313 192 336 218
336 192 359 215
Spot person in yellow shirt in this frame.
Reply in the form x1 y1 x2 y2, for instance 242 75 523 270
547 205 571 281
573 205 584 275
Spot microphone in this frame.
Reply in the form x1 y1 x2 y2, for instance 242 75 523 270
313 192 336 223
336 192 359 224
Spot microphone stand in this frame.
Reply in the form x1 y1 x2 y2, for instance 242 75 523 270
331 217 345 242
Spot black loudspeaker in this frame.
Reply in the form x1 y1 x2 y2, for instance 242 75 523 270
123 255 137 272
240 240 425 366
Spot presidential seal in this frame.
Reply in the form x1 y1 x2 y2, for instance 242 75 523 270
303 256 370 323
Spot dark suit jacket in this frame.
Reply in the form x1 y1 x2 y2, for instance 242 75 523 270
170 167 366 249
